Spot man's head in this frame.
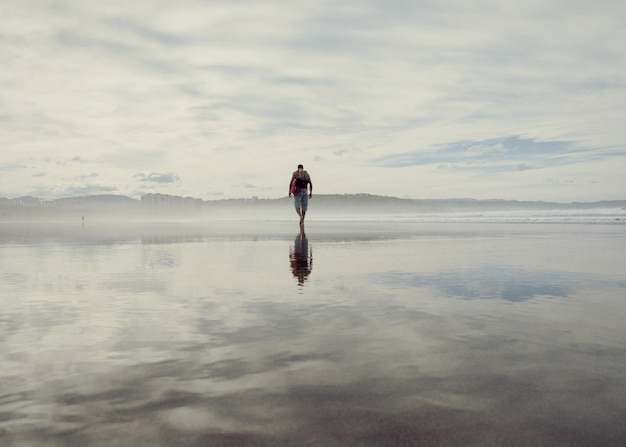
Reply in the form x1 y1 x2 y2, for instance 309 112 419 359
297 164 304 171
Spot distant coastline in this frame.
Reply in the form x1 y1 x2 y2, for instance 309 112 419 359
1 193 625 223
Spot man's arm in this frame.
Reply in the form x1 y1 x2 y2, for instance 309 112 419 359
308 178 313 198
288 172 295 196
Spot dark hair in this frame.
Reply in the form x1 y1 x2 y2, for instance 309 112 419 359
297 164 303 169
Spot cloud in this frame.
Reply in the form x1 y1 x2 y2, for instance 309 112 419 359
63 184 119 196
467 143 506 157
0 164 27 171
515 163 534 171
75 173 99 180
134 172 181 184
374 266 625 302
371 136 606 173
103 17 196 47
1 0 625 201
28 184 119 198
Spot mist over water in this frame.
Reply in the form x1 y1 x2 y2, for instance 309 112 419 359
1 220 625 446
3 194 625 224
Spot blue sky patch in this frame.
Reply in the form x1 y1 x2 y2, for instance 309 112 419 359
372 136 585 172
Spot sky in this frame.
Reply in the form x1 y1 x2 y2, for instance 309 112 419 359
1 0 625 202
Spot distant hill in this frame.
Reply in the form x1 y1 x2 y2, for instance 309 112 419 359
1 193 625 221
52 194 138 207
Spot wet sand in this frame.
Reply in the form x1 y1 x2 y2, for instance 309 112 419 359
1 221 625 446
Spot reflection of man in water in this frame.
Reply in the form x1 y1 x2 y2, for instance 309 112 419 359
290 227 313 285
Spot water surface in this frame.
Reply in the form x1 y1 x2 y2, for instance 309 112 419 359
1 221 625 446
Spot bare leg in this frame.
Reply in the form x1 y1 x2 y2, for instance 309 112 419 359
300 210 306 224
295 207 302 222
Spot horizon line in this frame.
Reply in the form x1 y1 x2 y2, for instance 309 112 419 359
2 193 626 205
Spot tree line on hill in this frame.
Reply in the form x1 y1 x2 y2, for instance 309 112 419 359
1 193 625 220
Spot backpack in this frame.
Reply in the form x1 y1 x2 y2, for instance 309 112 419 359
293 171 309 192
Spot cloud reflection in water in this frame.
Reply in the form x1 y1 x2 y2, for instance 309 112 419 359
1 223 626 446
372 267 597 302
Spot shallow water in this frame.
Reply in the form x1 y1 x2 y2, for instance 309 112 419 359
1 221 625 446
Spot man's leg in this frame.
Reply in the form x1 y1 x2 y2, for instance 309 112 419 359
294 193 303 222
300 193 308 224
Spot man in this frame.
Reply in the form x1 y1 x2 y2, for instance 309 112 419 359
288 164 313 224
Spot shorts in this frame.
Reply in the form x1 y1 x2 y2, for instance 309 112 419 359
293 189 308 211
